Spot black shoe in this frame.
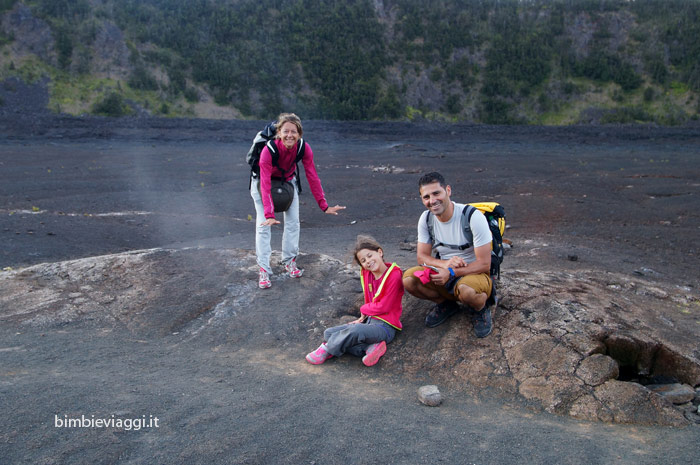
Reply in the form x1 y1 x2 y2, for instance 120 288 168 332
425 300 460 328
473 307 492 338
473 287 497 338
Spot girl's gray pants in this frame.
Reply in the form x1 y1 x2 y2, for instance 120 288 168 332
323 318 396 357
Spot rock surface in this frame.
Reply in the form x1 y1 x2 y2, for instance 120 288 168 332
646 383 696 405
2 247 698 426
575 354 619 387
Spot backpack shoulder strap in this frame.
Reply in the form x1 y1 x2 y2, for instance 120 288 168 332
265 139 280 168
295 138 305 162
459 205 476 250
463 204 476 231
427 206 474 253
426 211 435 244
291 139 306 194
425 211 442 258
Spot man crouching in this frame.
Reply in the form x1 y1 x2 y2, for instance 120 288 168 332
403 172 496 338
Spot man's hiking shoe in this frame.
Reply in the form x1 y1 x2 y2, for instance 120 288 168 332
306 343 333 365
285 259 303 278
473 287 497 338
473 307 492 338
258 268 271 289
425 300 460 328
362 341 387 367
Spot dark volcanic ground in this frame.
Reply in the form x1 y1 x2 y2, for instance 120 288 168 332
1 109 700 464
1 115 699 283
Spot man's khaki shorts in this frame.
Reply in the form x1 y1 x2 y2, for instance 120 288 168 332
403 265 492 301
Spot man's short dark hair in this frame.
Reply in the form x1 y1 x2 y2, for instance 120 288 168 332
418 172 446 189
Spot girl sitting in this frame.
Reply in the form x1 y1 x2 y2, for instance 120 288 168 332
306 235 404 367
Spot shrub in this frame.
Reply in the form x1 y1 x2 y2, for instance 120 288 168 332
184 87 199 103
645 55 669 85
168 68 186 94
92 92 127 117
615 62 643 91
128 67 158 91
371 86 403 119
480 96 517 124
562 81 577 95
213 91 230 106
600 106 651 124
55 27 73 70
429 67 443 82
655 105 688 125
445 94 462 115
643 87 655 102
686 64 700 92
0 0 17 14
575 50 642 91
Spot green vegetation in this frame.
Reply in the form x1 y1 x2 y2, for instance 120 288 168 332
109 0 386 119
92 91 128 117
2 0 699 123
0 0 17 14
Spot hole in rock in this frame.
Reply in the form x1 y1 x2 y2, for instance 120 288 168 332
617 366 679 386
603 333 693 387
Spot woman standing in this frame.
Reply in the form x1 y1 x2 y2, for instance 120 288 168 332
251 113 345 289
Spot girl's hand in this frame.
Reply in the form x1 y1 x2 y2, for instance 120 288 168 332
260 218 280 226
325 205 346 215
349 315 367 324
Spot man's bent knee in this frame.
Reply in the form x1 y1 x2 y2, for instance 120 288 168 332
456 283 487 309
403 276 420 295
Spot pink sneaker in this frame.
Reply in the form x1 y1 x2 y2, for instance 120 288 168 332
285 259 303 278
362 341 387 367
306 343 333 365
258 268 271 289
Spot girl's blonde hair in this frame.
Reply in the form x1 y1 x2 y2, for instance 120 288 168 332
353 235 383 265
276 113 303 137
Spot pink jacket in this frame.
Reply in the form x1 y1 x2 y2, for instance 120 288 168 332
259 139 329 219
360 263 404 330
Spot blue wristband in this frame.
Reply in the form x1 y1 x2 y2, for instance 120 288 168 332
448 267 455 277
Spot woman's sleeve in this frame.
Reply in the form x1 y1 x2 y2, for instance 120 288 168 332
300 144 329 212
258 146 275 219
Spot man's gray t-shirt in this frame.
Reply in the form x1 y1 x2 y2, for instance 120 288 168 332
417 202 492 263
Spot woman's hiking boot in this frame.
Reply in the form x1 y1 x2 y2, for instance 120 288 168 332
285 258 303 278
258 268 271 289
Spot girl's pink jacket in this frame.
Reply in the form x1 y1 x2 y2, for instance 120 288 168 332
360 263 404 330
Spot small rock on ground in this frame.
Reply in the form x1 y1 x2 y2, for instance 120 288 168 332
418 385 442 407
